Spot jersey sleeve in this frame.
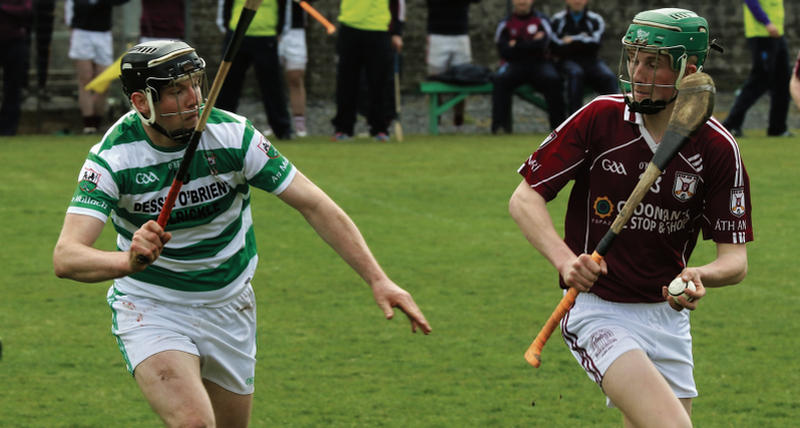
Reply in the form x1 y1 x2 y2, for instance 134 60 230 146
699 130 754 244
517 106 592 201
242 129 296 195
66 151 119 223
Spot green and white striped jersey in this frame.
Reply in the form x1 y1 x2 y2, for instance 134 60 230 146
67 108 296 305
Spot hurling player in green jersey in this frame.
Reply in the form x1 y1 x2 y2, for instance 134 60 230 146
53 40 431 427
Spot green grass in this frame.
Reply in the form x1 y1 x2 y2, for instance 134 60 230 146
0 132 798 426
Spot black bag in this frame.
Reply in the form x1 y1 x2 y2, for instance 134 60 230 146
428 63 493 85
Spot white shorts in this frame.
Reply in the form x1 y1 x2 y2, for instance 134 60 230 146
107 283 258 395
69 28 114 66
561 292 697 407
426 34 472 76
279 29 308 71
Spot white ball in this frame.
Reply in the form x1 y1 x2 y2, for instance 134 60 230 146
667 277 696 298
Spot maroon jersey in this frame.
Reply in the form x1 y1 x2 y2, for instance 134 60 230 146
518 95 753 303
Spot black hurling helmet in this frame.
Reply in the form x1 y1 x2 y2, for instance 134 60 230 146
120 40 206 142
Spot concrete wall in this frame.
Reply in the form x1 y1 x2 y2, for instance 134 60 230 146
43 0 800 97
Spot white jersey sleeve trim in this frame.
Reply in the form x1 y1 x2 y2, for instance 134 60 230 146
271 166 297 195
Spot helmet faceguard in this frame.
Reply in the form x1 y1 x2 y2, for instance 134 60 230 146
618 8 710 114
120 40 207 143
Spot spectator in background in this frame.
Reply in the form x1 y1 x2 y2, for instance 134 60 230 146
0 0 33 136
34 0 56 101
790 50 800 111
331 0 404 142
279 0 309 137
550 0 617 115
216 0 293 140
722 0 791 137
491 0 564 134
426 0 479 131
65 0 129 135
140 0 185 42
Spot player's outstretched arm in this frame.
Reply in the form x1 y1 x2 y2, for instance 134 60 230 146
277 171 432 334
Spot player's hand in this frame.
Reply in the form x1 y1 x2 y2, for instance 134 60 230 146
129 220 172 271
371 279 432 334
561 253 607 292
662 269 706 312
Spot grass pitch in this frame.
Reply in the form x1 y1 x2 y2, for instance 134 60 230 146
0 132 797 426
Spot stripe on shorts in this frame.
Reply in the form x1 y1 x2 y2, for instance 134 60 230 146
561 308 603 384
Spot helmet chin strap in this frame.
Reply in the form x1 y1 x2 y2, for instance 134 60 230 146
625 97 672 115
150 122 195 145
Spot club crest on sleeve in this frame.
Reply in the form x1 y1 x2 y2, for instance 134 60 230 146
79 167 101 193
730 187 746 217
539 130 557 148
256 135 280 159
672 172 699 202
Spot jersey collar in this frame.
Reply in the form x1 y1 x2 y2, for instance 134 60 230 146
623 103 658 154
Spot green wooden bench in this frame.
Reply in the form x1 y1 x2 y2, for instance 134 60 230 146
419 81 549 135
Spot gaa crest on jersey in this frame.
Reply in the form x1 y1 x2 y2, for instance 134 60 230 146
79 167 101 193
256 135 280 159
672 172 698 202
730 187 746 217
527 24 539 35
593 196 614 219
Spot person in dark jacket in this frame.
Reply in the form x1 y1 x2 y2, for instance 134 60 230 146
0 0 33 135
550 0 617 114
491 0 565 133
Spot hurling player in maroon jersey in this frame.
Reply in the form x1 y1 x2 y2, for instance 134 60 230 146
509 8 751 427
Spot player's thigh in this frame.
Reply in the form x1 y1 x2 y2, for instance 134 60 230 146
204 378 253 428
135 350 216 427
604 350 691 428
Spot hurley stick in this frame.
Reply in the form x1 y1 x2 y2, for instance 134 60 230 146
295 0 336 34
524 71 716 368
393 52 404 142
